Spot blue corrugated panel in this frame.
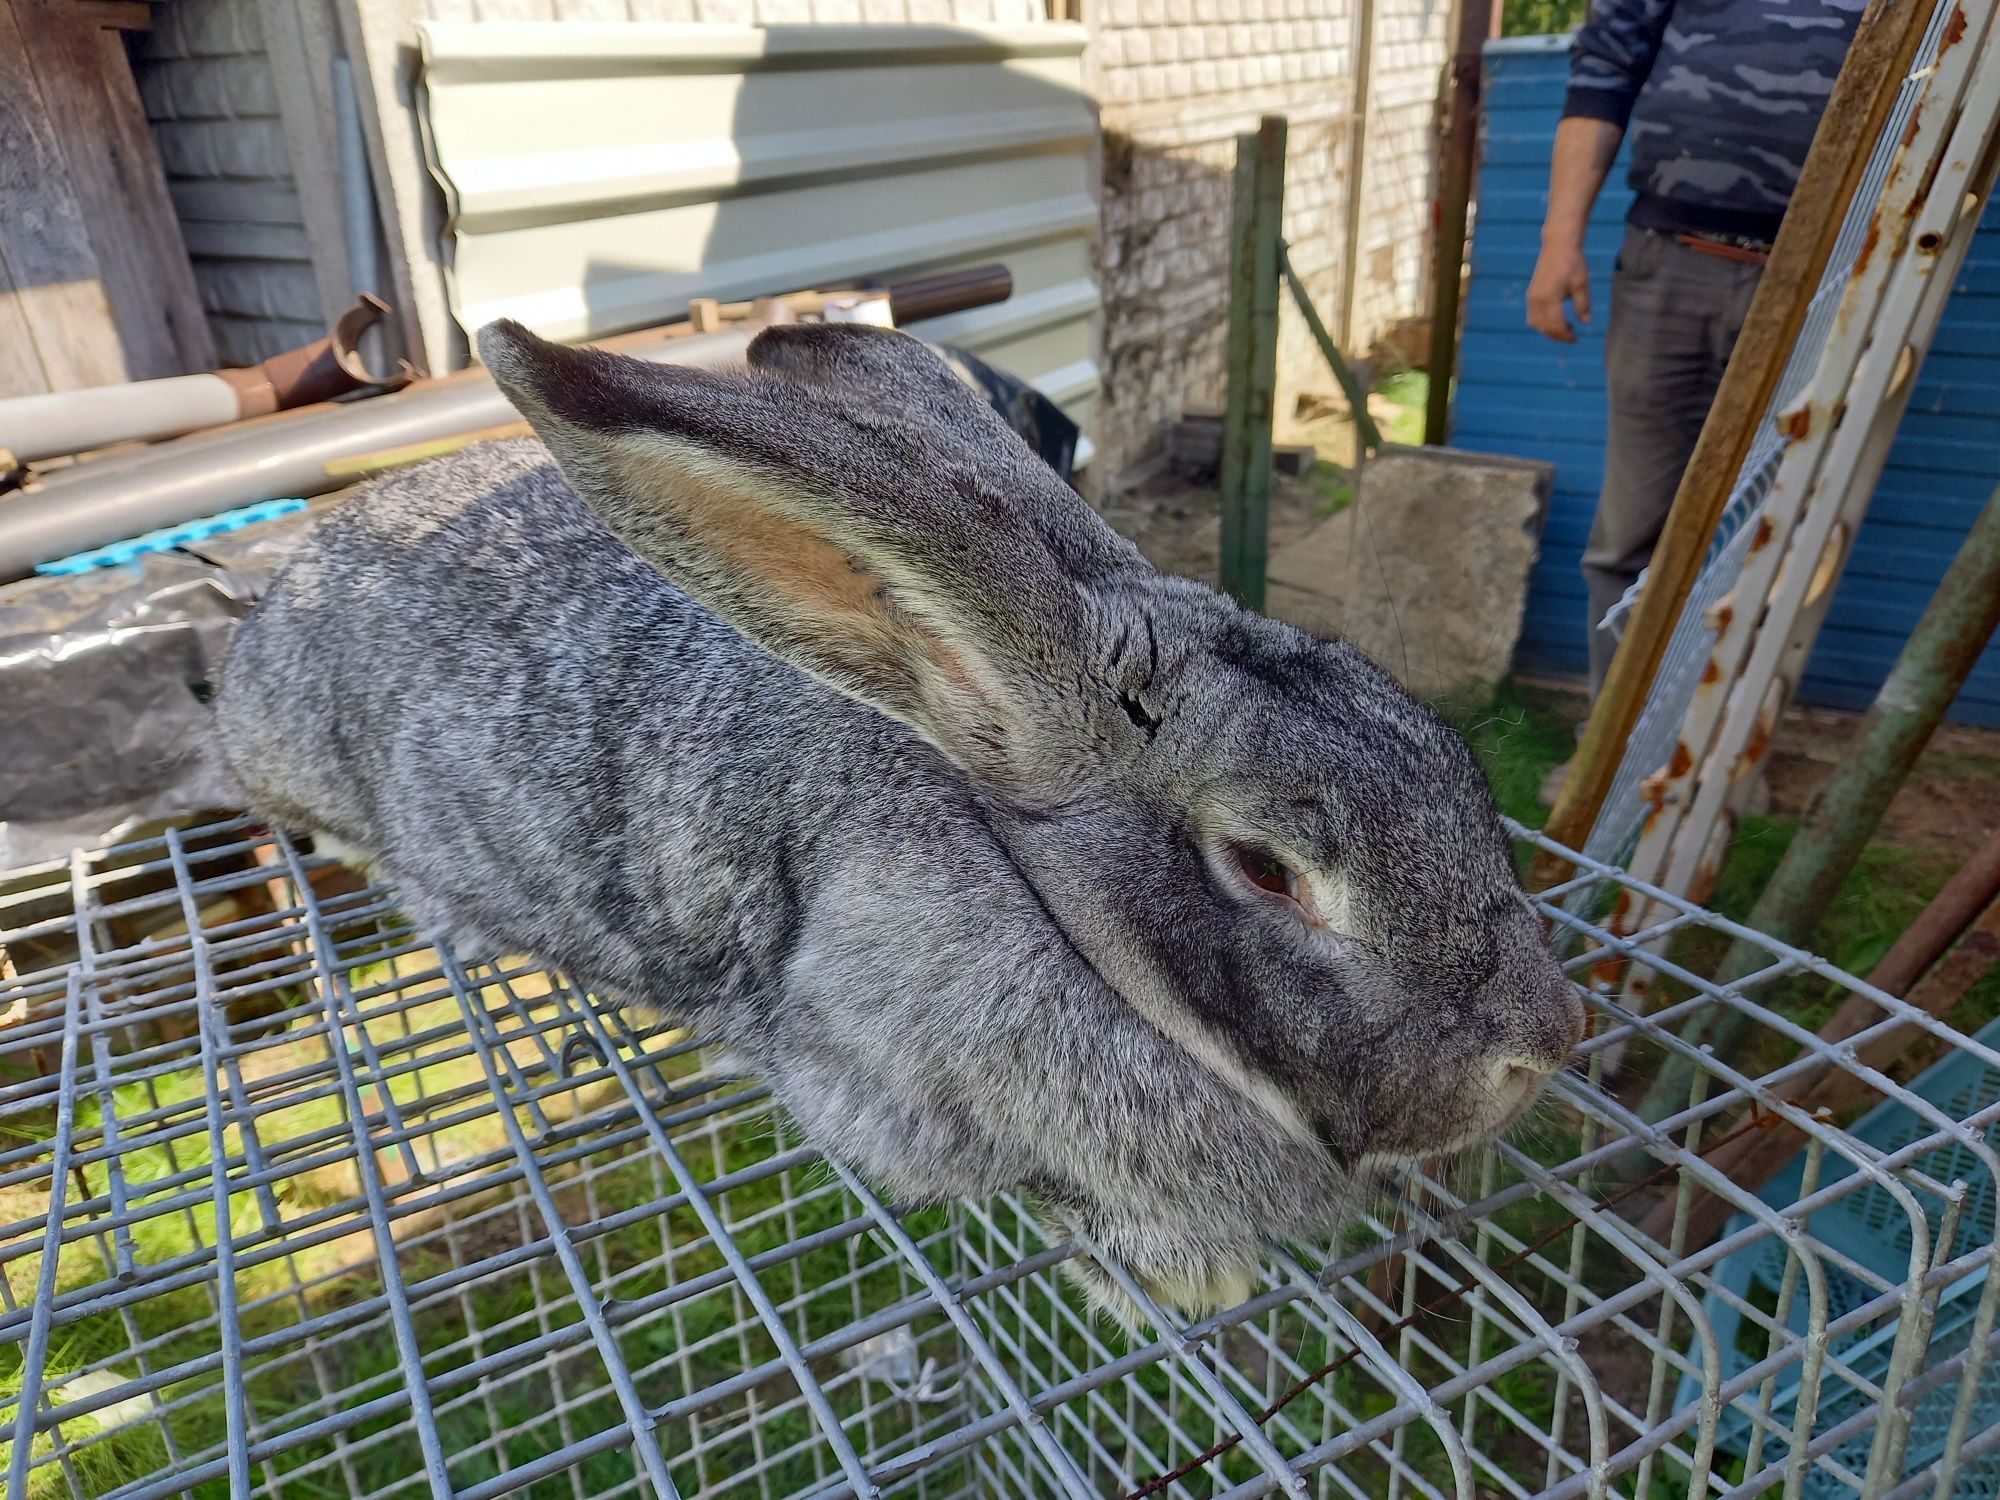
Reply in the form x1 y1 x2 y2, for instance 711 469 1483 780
1457 38 2000 726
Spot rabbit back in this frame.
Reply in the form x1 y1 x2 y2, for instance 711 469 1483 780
217 437 921 1016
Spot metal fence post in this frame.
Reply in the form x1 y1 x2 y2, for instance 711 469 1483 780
1279 241 1383 455
1219 114 1287 611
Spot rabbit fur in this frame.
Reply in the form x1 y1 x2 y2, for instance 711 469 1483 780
216 321 1584 1320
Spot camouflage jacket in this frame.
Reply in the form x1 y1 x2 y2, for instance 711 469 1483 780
1564 0 1865 244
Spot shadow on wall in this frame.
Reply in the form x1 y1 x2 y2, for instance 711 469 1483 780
1096 118 1371 477
1096 128 1234 473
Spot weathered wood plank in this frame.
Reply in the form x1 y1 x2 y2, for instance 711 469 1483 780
0 237 50 400
23 0 216 378
0 0 127 393
77 1 154 29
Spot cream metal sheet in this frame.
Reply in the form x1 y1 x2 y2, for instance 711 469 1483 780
417 21 1099 456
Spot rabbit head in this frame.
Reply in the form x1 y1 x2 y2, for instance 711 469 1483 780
480 319 1584 1307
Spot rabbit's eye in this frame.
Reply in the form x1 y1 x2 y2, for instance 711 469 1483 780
1231 843 1299 900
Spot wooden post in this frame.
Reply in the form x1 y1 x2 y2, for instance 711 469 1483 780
1220 115 1287 611
14 0 216 381
1530 0 1937 891
1338 0 1376 351
1424 0 1495 445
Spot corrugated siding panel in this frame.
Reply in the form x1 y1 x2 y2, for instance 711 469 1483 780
131 0 326 365
1457 38 2000 727
417 1 1045 20
417 21 1099 448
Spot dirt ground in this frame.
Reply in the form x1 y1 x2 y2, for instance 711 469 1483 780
1096 465 1333 584
1096 400 1368 585
1512 677 2000 871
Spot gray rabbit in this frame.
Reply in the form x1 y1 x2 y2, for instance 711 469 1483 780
216 321 1584 1319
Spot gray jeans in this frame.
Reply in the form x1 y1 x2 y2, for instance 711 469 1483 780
1583 225 1763 697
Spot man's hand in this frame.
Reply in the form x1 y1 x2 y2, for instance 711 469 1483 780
1528 116 1623 344
1528 239 1592 343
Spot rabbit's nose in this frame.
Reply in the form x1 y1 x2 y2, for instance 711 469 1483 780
1489 979 1586 1090
1521 970 1587 1066
1484 1050 1569 1124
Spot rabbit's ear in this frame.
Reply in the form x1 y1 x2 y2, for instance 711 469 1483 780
742 320 1001 437
479 319 1144 794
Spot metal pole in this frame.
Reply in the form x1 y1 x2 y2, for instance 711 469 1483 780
1279 242 1384 455
1530 0 1938 890
1219 115 1287 612
1424 0 1495 445
0 328 756 582
1640 477 2000 1122
0 266 1016 581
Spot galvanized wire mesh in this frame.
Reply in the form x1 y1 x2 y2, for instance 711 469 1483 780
2 814 1997 1500
1577 0 1964 892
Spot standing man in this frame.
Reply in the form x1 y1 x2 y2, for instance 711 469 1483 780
1527 0 1864 700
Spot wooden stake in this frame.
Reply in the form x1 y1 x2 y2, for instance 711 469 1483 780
1220 115 1287 612
1424 0 1495 445
1338 0 1375 352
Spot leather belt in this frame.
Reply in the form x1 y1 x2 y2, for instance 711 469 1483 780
1676 233 1772 267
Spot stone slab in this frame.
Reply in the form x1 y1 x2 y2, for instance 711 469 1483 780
1262 444 1555 705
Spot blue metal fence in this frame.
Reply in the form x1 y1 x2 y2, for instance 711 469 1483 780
1457 36 2000 726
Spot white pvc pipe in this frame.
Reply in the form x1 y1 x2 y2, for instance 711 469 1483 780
0 375 243 465
0 325 758 582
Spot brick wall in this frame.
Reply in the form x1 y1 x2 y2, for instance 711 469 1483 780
132 0 326 365
1092 0 1448 477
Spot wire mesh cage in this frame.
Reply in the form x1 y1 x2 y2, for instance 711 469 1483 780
2 814 1997 1500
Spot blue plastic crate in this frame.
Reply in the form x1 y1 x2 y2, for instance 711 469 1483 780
1677 1017 2000 1499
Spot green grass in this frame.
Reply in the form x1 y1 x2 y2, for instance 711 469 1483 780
1372 370 1431 448
1443 680 1580 832
1443 681 2000 1044
0 955 971 1500
1308 466 1356 518
1501 0 1587 35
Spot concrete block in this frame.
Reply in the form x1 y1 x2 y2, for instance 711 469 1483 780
1262 446 1555 705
